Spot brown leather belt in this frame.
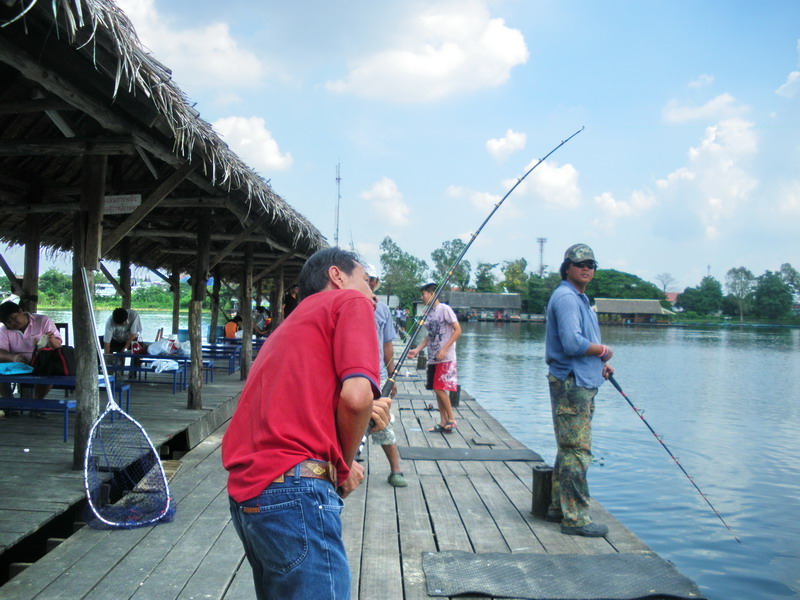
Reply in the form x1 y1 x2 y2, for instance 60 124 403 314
272 460 337 486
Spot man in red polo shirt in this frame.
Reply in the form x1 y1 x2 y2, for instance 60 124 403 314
222 247 391 600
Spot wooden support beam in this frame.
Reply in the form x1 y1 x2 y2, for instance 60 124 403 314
0 252 23 296
119 239 132 310
80 155 107 270
240 243 254 380
0 97 72 114
171 264 181 335
101 162 195 257
0 138 135 156
208 220 263 271
208 266 222 343
135 145 159 179
21 212 41 313
3 201 80 214
124 229 269 242
98 262 123 296
71 214 99 470
139 262 171 285
253 250 297 282
188 210 211 410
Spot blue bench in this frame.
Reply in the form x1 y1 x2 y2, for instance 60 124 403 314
0 397 76 442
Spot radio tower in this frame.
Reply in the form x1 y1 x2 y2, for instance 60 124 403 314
537 237 547 276
334 162 342 247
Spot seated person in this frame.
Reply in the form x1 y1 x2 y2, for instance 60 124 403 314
253 306 270 337
224 315 243 338
0 301 63 413
102 307 143 354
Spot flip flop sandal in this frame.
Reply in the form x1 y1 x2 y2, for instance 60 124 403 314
427 424 449 433
444 421 457 432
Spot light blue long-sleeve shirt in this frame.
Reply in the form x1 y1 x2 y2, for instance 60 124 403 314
545 280 604 388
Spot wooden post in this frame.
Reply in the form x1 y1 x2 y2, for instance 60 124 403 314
208 265 221 343
81 155 106 270
274 268 285 326
187 211 210 410
71 153 106 469
119 238 132 310
240 243 254 379
171 263 180 336
20 212 40 313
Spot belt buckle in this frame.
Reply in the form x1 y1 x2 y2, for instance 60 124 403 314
308 461 327 478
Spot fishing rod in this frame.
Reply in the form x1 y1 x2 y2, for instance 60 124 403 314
356 126 584 457
608 375 741 543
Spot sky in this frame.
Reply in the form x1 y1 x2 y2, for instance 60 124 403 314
6 0 800 292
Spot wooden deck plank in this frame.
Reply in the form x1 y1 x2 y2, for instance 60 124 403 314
418 474 472 552
356 457 403 600
461 460 547 554
177 521 244 600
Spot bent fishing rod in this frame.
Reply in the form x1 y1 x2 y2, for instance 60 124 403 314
357 126 584 457
608 375 741 543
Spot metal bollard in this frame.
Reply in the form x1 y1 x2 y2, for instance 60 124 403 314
531 463 553 518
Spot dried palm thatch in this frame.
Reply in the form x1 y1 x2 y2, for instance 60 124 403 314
1 0 325 251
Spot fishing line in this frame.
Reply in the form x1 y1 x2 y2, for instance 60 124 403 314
608 375 741 543
357 126 584 456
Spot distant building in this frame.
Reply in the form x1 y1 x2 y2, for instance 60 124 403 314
417 291 522 321
593 298 675 324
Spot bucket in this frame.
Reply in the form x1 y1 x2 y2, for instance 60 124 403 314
177 328 189 342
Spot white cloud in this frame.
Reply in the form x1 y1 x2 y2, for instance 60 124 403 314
775 71 800 98
688 74 714 88
779 181 800 214
117 0 265 90
657 118 758 239
507 160 582 209
662 93 748 123
592 190 655 232
656 167 695 189
212 117 293 172
486 129 527 160
324 0 528 102
360 178 411 226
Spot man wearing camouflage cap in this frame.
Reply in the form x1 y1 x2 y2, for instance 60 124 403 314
544 243 614 537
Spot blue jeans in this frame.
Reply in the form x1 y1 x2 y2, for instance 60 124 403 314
229 467 350 600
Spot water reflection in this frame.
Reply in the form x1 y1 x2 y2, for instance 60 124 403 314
457 321 800 600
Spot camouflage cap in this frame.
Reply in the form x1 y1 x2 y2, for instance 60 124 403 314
564 243 595 263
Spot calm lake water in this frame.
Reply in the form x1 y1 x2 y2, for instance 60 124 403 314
45 310 799 598
457 321 800 600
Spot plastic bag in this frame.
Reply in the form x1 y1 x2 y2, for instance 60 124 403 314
147 339 178 356
151 359 180 373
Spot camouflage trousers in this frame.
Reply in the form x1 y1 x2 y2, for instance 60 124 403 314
547 373 597 527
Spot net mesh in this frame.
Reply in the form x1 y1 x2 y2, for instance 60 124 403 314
84 408 175 529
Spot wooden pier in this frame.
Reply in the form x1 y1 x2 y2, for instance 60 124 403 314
0 365 698 599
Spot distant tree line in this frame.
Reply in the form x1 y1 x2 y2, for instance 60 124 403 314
29 268 232 312
378 236 799 322
16 246 800 323
677 264 799 321
379 236 664 314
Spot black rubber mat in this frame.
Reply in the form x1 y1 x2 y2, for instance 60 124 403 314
422 551 706 599
399 446 542 461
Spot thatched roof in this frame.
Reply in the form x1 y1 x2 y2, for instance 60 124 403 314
0 0 326 282
440 291 522 310
594 298 674 316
